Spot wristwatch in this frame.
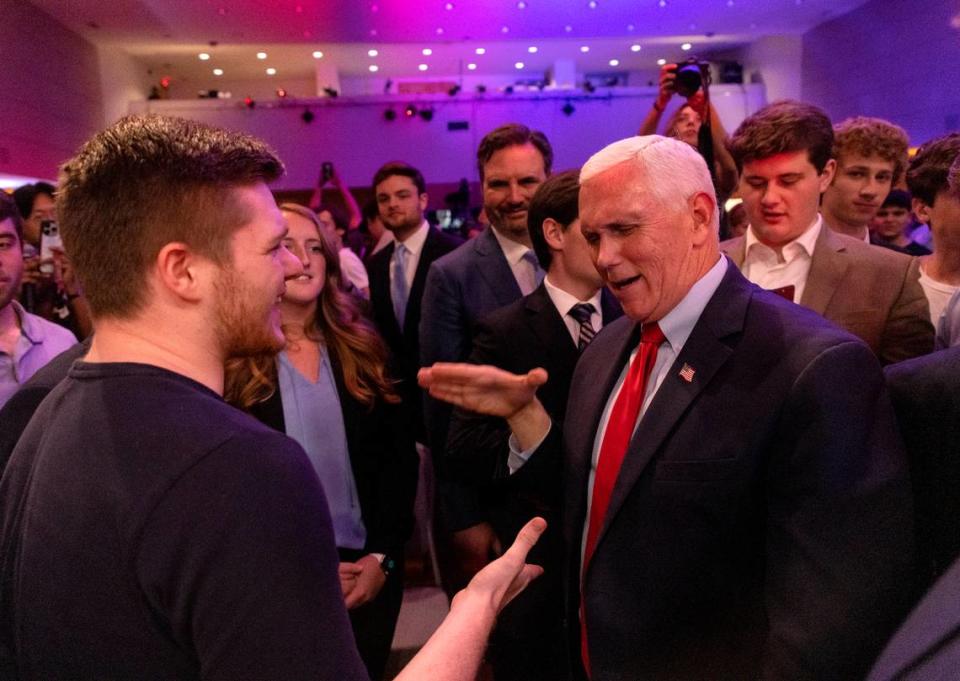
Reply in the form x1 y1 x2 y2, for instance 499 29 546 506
371 553 396 577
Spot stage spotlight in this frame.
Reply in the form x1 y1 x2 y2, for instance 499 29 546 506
419 107 434 121
302 109 315 124
384 108 397 121
562 101 575 116
404 104 418 117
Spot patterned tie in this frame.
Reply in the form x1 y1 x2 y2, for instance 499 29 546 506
568 303 597 351
579 322 667 677
391 242 409 326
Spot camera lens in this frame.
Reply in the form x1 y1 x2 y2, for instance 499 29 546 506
675 64 702 98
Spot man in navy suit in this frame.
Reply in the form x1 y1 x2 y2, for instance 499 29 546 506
421 135 914 680
420 123 553 590
366 161 462 443
445 169 621 680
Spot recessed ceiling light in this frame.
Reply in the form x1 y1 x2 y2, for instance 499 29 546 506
501 25 510 33
418 63 428 71
370 29 378 36
517 0 526 7
580 46 590 53
609 59 620 67
198 53 210 61
658 0 667 6
515 61 525 69
528 46 538 53
436 27 444 35
631 44 642 52
370 3 379 11
565 25 573 32
445 2 454 9
467 63 477 70
681 42 692 51
627 23 635 31
657 58 667 65
213 68 223 76
475 47 486 55
368 49 379 57
313 51 324 59
257 52 268 60
588 0 598 8
727 0 735 5
369 64 379 72
266 67 276 75
422 48 433 56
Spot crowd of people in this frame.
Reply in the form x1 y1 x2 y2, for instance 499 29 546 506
1 66 959 681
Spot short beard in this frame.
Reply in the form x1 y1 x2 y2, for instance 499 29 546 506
213 266 285 359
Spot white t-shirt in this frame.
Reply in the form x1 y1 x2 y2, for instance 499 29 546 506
918 265 959 327
338 248 369 294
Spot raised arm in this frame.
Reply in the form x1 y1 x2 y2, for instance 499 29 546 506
638 64 676 136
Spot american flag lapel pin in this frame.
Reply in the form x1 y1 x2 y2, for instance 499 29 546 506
679 364 696 383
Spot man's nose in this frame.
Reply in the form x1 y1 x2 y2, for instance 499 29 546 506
280 244 304 278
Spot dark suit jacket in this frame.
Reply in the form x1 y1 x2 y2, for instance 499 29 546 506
866 550 960 681
0 340 87 475
368 226 463 440
420 225 529 528
885 346 960 591
720 224 934 365
249 346 419 559
545 260 914 680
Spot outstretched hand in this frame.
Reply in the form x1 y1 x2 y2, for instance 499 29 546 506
457 517 546 614
418 363 548 419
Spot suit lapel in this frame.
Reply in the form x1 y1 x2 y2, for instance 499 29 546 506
370 243 403 340
592 264 751 560
475 226 523 306
525 285 578 369
800 224 849 315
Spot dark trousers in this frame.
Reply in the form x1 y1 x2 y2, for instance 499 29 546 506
339 547 404 681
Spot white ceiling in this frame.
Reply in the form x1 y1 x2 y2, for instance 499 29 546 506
30 0 870 86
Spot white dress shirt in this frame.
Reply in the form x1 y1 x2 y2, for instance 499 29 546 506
491 227 541 295
389 220 430 293
741 215 822 304
543 275 604 346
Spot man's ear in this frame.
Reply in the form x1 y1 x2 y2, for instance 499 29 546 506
689 192 716 244
912 197 932 225
154 242 207 303
419 193 429 212
818 158 838 192
541 217 564 252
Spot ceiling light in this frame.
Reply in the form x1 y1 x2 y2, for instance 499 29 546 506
515 61 525 69
565 25 573 32
445 2 454 8
475 47 486 55
266 67 276 75
213 68 223 76
369 64 379 72
727 0 735 5
501 25 510 33
257 52 267 60
198 53 210 61
528 46 538 53
681 42 693 51
658 0 667 6
609 59 620 67
631 44 642 52
436 27 444 35
517 0 526 7
657 58 667 65
312 50 324 59
580 46 590 53
418 63 428 71
588 0 598 7
368 49 379 57
627 23 635 31
422 48 433 56
467 63 477 70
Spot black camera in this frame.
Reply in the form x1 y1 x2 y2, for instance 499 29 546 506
671 58 711 98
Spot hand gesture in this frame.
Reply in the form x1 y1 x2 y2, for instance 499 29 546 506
51 246 83 298
343 555 387 610
456 517 546 614
338 561 363 600
418 363 547 420
21 255 53 288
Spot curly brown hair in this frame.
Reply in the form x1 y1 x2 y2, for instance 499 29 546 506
907 133 960 206
833 116 910 184
224 203 397 410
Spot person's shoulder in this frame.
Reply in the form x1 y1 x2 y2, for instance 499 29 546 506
429 231 480 274
834 231 915 272
885 346 960 390
429 227 465 252
25 311 78 349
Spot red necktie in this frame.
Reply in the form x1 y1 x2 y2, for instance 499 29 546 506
580 322 667 677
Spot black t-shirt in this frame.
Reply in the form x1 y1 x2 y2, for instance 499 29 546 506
0 362 368 680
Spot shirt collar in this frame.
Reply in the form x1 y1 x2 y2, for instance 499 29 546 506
656 255 727 353
745 214 822 263
396 220 430 256
543 275 603 318
491 225 534 266
10 300 43 346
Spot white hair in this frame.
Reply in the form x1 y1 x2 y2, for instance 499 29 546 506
580 135 718 224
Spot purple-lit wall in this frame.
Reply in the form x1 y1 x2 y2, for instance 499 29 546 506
801 0 960 145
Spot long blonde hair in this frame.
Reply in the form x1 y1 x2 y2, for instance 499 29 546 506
224 203 398 410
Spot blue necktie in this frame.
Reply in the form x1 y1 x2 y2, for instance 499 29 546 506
391 242 409 326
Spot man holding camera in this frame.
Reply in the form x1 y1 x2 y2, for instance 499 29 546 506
0 191 77 409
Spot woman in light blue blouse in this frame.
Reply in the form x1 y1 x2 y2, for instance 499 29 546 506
226 203 418 681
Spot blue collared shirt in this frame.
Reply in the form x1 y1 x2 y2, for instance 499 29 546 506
0 301 78 409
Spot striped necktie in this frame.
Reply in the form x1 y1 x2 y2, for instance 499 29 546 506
568 302 597 351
